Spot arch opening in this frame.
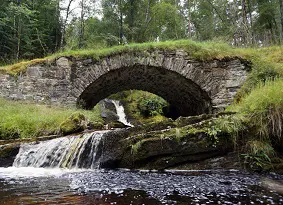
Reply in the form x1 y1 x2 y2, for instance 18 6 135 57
77 65 212 117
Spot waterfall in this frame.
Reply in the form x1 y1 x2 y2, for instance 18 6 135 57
110 100 133 127
13 131 108 169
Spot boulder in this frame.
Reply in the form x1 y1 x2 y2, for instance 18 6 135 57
59 113 91 135
0 144 20 167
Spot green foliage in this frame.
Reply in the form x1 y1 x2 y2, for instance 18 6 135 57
214 114 247 146
146 2 186 41
242 140 275 171
109 90 169 124
138 96 168 117
131 140 144 154
0 98 103 139
206 125 221 145
0 0 61 64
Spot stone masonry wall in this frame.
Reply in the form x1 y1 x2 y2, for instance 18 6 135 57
0 50 249 115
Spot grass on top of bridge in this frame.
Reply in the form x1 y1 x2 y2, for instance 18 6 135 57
1 39 283 76
0 40 234 75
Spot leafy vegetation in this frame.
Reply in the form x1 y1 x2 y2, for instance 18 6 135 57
227 79 283 170
0 98 103 139
109 90 169 124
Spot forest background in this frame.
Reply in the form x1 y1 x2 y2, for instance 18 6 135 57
1 0 283 65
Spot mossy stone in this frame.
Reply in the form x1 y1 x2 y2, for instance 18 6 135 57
60 113 88 135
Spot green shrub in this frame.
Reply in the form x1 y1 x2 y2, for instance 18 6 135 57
242 140 275 171
138 96 168 117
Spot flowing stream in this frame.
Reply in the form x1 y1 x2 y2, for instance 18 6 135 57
1 102 283 204
110 99 133 127
13 131 107 169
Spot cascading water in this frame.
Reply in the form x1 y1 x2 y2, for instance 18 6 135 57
110 99 133 127
13 131 108 169
12 99 133 170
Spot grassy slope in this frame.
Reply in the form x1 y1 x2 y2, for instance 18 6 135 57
0 98 103 139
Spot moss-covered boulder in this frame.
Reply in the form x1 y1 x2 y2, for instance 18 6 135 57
95 116 237 170
108 121 127 129
60 113 90 135
119 124 233 169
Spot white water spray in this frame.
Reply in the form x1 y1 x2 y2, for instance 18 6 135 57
110 100 133 127
13 131 108 169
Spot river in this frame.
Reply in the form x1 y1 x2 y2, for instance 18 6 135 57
0 167 283 204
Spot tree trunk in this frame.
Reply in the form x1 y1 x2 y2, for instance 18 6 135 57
60 0 74 49
187 0 191 37
16 21 21 61
247 0 255 44
241 0 247 45
129 0 134 42
16 0 21 61
145 0 151 23
119 0 123 44
279 0 283 41
79 0 85 48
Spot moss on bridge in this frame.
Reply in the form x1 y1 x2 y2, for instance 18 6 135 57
0 39 281 76
0 40 234 75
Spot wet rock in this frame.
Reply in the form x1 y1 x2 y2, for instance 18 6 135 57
99 99 119 123
261 178 283 195
0 144 20 167
176 112 235 127
98 123 233 170
108 121 127 129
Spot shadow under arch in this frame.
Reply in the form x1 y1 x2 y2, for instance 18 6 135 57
77 65 212 117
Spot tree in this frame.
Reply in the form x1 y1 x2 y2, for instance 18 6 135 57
60 0 75 49
0 0 61 64
279 0 283 40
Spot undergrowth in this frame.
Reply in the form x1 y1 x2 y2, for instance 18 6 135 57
228 79 283 142
228 79 283 170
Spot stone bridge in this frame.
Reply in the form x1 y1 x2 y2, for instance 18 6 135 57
0 50 249 116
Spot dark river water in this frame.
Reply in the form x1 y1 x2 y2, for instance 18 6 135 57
0 168 283 205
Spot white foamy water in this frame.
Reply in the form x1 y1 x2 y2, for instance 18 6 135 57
13 131 108 169
111 100 133 127
0 167 73 179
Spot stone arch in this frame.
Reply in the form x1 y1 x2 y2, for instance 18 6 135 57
70 50 248 116
78 65 212 116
